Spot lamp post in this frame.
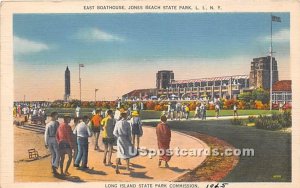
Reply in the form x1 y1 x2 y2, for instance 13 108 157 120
269 14 281 111
79 64 84 104
95 88 98 103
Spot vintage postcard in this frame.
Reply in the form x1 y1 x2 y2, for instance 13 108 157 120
0 0 300 188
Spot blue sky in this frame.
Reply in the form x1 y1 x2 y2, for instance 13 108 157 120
13 13 290 101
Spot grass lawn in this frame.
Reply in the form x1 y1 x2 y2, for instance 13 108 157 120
145 119 291 182
45 108 276 119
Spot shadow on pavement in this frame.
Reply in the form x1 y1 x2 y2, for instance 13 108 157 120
168 167 188 173
54 174 85 182
130 171 154 179
130 163 146 169
80 167 107 175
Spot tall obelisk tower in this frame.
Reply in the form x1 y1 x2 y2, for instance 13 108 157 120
64 66 71 102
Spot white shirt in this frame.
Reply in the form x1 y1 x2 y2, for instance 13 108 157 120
114 110 121 120
73 122 92 138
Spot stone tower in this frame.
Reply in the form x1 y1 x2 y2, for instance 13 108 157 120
156 70 174 89
249 56 279 90
64 66 71 101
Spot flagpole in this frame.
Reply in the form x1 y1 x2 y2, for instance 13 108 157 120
269 13 273 111
79 64 82 104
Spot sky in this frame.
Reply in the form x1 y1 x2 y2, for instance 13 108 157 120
13 13 290 101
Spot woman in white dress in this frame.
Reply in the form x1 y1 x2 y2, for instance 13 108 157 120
113 112 137 174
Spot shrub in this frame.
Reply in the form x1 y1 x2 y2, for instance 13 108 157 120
255 100 264 110
145 101 155 110
209 103 215 110
154 104 163 111
248 116 256 123
231 118 243 126
224 99 235 110
255 111 291 131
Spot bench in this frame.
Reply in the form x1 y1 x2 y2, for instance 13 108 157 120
28 148 39 159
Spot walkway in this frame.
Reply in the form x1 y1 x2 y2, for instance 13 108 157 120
15 126 208 182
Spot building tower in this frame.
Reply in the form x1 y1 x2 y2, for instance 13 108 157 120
249 56 279 90
64 66 71 101
156 70 174 89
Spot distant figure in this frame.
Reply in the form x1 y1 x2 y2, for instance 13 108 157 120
72 117 80 166
202 103 207 120
114 108 121 121
156 115 171 168
73 116 93 169
132 103 137 111
56 115 73 175
140 102 144 111
175 102 182 120
233 103 238 117
215 104 220 118
127 107 132 120
101 110 116 166
114 112 137 174
279 103 283 113
13 106 17 117
90 110 103 151
167 103 171 119
130 111 143 150
185 105 190 120
194 105 200 118
44 112 60 175
75 106 81 118
17 105 21 117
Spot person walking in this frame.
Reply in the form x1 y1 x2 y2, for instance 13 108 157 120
90 109 103 151
101 110 116 166
130 111 143 150
185 105 190 120
72 117 80 166
194 105 199 118
44 112 60 175
233 103 238 117
156 115 171 168
215 103 220 118
114 107 121 121
113 112 137 174
73 116 93 169
175 102 182 120
75 106 81 118
202 103 207 120
56 115 73 175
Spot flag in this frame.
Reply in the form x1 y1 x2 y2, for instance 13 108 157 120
95 89 98 92
272 15 281 22
79 64 84 67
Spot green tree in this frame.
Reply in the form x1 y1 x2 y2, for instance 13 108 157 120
252 88 270 104
238 92 252 103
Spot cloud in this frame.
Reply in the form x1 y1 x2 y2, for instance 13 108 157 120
72 28 125 42
14 36 49 55
260 28 290 43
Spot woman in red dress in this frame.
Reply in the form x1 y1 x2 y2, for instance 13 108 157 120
156 115 171 168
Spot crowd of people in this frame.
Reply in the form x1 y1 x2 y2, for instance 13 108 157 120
164 98 238 120
44 108 172 176
14 104 47 124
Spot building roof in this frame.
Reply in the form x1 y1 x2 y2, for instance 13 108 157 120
122 88 157 98
171 75 249 84
272 80 292 92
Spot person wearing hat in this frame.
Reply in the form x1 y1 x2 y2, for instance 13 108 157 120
56 115 73 175
156 115 172 168
129 111 143 150
113 112 137 174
